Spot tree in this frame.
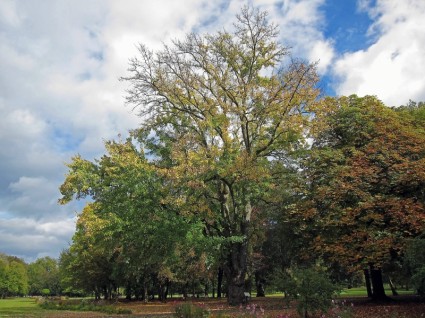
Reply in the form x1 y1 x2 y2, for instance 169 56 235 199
0 254 28 298
59 203 116 299
404 235 425 295
122 6 320 304
303 95 425 300
28 257 60 296
59 137 197 300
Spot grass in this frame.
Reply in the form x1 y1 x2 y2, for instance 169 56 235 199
0 297 46 315
339 286 415 297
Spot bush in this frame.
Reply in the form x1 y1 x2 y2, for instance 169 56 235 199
277 267 340 318
175 302 210 318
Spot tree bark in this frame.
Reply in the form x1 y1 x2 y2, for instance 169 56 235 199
370 266 387 301
217 267 223 298
226 241 248 305
388 277 398 296
255 271 266 297
364 269 373 298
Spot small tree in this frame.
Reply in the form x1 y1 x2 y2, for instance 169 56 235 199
276 267 339 318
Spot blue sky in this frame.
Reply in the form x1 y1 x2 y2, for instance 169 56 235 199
1 0 425 262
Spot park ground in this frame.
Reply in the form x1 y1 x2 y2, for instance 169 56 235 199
0 293 424 318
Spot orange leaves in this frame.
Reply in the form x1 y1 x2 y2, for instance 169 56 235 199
306 95 425 271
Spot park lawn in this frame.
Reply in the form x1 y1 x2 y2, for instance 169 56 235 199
0 297 46 315
0 298 109 317
339 286 415 297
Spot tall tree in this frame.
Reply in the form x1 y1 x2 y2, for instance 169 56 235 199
303 95 425 300
122 6 319 304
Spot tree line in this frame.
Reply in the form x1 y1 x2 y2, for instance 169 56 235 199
0 254 60 298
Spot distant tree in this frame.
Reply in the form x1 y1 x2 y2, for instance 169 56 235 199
0 254 28 298
28 257 60 296
122 6 320 304
303 95 425 300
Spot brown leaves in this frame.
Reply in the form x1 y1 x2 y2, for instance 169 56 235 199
306 95 425 271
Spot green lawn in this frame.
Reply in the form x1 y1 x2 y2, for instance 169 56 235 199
0 298 46 316
339 286 415 297
267 285 415 298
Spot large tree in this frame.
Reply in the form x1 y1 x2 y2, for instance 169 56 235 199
303 95 425 300
122 7 319 304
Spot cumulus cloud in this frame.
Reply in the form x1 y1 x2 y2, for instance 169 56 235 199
333 0 425 106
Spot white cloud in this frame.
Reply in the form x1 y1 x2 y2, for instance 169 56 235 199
0 217 76 262
333 0 425 105
0 0 24 27
308 39 335 73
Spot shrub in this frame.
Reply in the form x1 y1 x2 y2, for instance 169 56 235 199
277 267 340 318
175 302 210 318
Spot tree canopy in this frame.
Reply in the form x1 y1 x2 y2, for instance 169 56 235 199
302 95 425 299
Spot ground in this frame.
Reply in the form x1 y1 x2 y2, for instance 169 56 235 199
0 295 424 317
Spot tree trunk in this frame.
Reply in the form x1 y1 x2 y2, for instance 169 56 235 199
125 282 132 300
364 269 373 298
217 267 223 298
255 271 266 297
370 266 387 301
142 282 148 302
388 277 398 296
204 281 209 297
226 241 248 305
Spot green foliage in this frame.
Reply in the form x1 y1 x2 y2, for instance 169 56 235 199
276 267 340 318
404 238 425 295
0 254 28 298
28 257 60 296
41 288 51 297
174 302 210 318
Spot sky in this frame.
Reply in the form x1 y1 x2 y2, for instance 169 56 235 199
1 0 425 263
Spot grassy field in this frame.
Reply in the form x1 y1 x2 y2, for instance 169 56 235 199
0 298 45 315
0 298 104 317
339 286 415 297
